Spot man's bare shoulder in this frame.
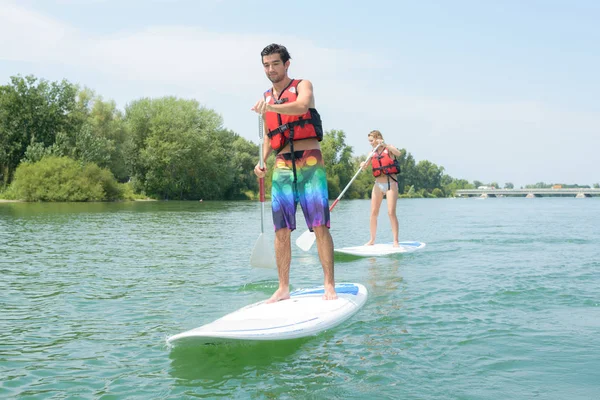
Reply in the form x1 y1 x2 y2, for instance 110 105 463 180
297 79 314 88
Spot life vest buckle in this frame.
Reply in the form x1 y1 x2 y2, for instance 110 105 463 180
267 123 289 138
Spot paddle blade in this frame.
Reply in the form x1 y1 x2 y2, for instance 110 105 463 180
250 233 276 268
296 229 316 252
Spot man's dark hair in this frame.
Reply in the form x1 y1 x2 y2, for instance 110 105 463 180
261 44 291 64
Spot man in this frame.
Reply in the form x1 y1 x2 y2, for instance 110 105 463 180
252 43 337 303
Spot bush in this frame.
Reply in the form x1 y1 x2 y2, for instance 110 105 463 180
0 186 14 200
432 188 445 198
399 185 422 198
8 156 125 201
119 181 144 201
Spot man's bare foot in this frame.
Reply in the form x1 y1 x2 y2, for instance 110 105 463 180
393 241 399 247
323 284 337 300
266 288 290 304
364 240 375 246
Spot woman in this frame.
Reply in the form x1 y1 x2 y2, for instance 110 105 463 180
360 130 403 247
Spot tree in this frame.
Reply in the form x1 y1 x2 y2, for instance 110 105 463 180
133 98 223 199
526 182 551 189
1 75 495 201
394 148 410 194
0 75 82 186
84 93 128 181
320 129 354 198
443 178 474 196
124 97 255 200
413 160 444 192
348 152 375 199
504 182 514 189
227 136 260 199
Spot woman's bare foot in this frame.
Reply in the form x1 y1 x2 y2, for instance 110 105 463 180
364 240 375 246
393 241 399 247
266 287 290 304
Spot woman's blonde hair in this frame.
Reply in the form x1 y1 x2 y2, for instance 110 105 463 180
368 130 383 141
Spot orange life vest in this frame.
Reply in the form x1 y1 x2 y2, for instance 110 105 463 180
264 79 323 152
372 147 400 177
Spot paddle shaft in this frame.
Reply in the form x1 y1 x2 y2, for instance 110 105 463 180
328 144 381 211
258 116 266 233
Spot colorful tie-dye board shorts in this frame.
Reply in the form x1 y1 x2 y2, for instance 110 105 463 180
271 149 330 232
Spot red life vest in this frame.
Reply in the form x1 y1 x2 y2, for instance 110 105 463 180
372 147 400 177
264 79 323 152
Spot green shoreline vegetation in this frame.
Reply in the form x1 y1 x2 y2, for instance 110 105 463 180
1 75 597 202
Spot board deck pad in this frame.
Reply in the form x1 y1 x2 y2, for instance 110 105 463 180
334 241 426 257
167 282 368 345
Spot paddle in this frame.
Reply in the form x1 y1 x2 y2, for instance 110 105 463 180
295 144 382 252
250 116 277 268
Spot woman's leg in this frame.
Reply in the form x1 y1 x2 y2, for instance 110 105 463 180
366 184 384 245
386 182 400 246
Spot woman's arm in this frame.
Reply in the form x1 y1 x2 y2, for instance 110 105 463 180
378 140 402 157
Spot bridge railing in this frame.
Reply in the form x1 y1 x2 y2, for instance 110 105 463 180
455 188 600 197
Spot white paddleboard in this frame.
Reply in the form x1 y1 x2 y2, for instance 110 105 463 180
335 241 426 257
167 282 368 345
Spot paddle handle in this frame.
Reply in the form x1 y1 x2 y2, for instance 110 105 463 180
328 144 381 212
259 177 265 203
329 198 340 211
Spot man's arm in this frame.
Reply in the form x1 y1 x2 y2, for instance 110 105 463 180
266 80 314 116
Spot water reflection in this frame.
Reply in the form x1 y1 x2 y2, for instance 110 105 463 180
168 338 310 385
0 200 246 218
367 258 404 294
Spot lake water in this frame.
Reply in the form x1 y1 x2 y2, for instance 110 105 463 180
1 198 599 399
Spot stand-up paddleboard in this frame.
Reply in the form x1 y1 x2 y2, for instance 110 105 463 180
167 283 368 346
335 241 426 257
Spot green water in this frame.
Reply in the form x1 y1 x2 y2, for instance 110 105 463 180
1 199 599 399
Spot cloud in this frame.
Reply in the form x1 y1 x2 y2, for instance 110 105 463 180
0 2 77 62
0 3 379 93
2 1 598 186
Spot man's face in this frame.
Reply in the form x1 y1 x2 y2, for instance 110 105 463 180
262 54 288 84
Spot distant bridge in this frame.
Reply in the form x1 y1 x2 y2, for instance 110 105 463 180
456 188 600 198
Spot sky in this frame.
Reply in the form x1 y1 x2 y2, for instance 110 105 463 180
1 0 599 187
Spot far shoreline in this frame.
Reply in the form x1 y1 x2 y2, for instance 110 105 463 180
0 198 158 203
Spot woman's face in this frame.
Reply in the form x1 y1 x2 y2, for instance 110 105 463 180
368 135 377 147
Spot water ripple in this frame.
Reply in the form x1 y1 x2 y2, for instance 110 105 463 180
1 199 599 399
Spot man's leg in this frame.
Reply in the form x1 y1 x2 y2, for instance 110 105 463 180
269 156 296 303
295 149 336 300
313 225 337 300
267 227 292 303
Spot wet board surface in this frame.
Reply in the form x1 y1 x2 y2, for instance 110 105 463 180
167 282 368 345
334 241 426 257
